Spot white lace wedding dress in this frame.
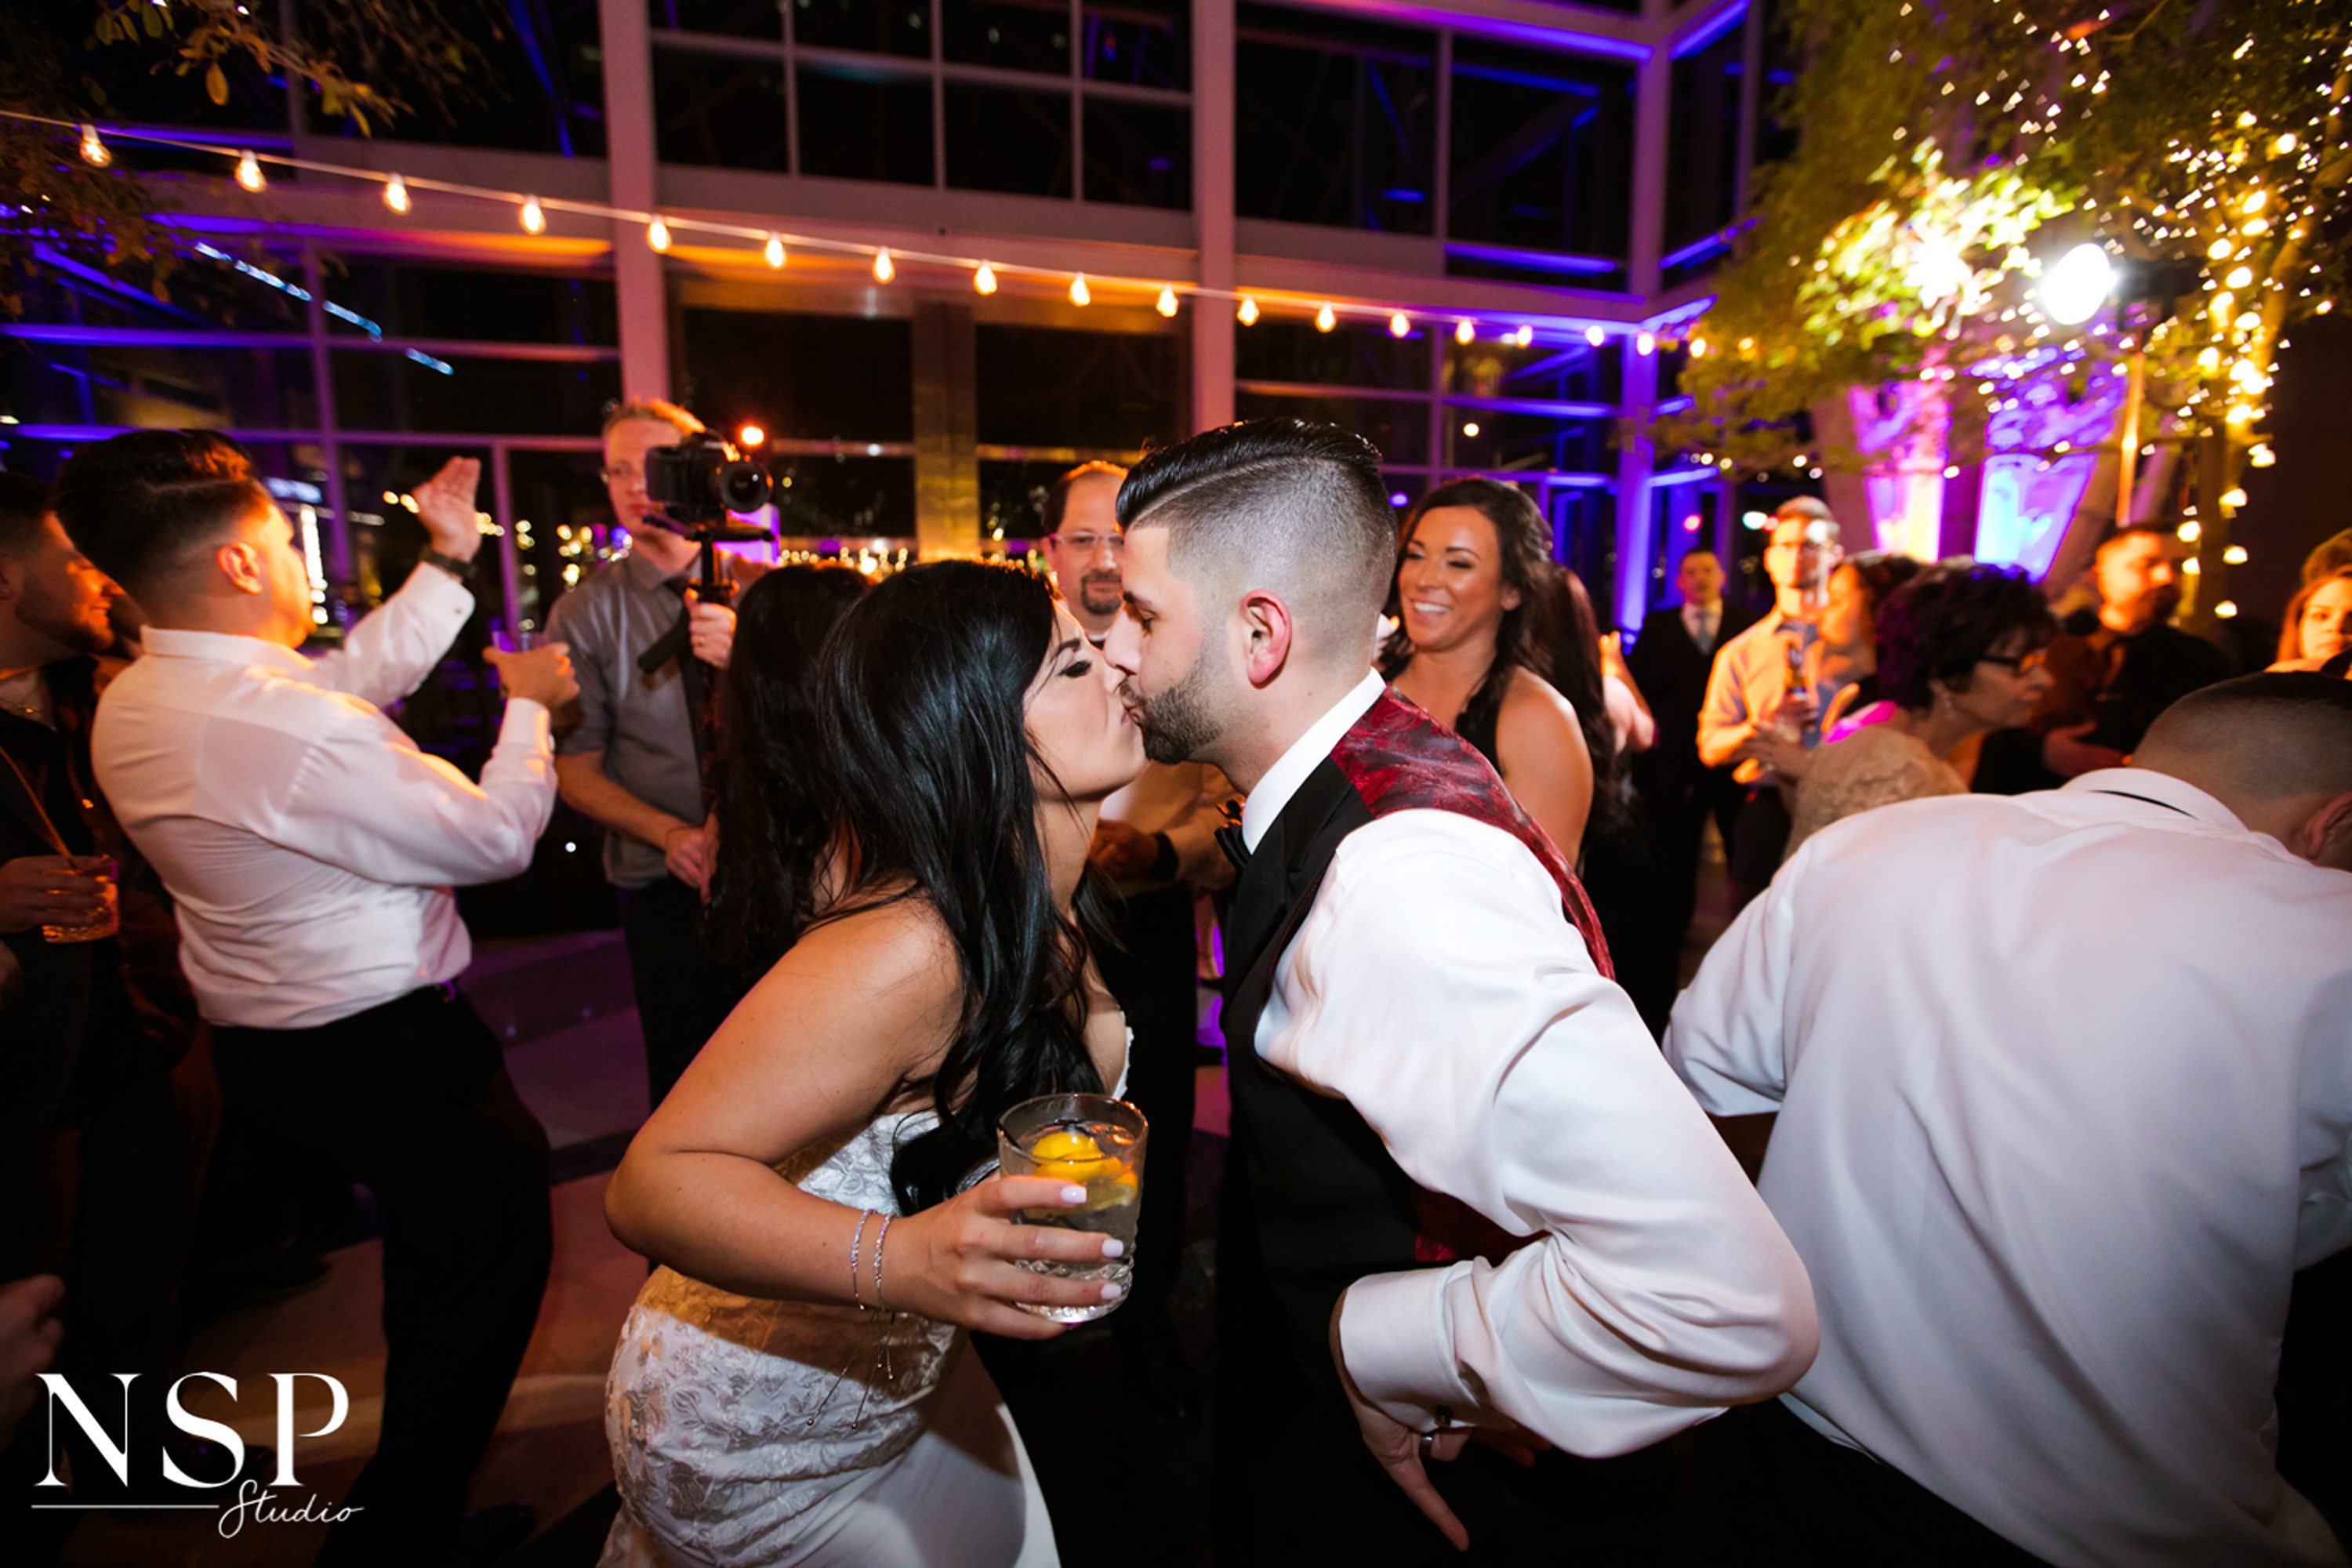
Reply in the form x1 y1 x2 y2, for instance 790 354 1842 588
598 1102 1065 1568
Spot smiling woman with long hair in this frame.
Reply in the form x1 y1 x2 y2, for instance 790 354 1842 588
1381 478 1595 860
598 561 1145 1567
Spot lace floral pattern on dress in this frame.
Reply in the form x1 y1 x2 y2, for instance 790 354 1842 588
601 1111 957 1567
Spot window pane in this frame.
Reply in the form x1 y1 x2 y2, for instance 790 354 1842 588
325 263 619 346
26 245 313 333
792 0 930 56
1443 336 1621 405
331 354 620 435
679 310 916 442
945 0 1071 74
1233 390 1428 466
1236 317 1425 391
1084 0 1189 89
1083 98 1189 209
3 345 318 430
978 457 1078 544
1236 5 1435 234
1443 405 1610 474
772 456 918 539
655 47 792 170
796 63 935 183
1447 39 1632 263
506 449 622 633
651 0 786 39
339 443 501 612
975 326 1181 450
303 2 605 156
1667 19 1744 255
945 84 1073 197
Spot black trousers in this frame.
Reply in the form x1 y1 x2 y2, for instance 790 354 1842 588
1635 764 1744 943
1092 883 1198 1328
1669 1398 2051 1567
619 876 736 1112
213 987 551 1566
1727 784 1791 907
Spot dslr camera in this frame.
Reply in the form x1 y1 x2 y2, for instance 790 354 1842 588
642 430 774 526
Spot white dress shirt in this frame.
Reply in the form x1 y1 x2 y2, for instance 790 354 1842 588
1249 673 1818 1457
93 569 557 1030
1665 770 2352 1568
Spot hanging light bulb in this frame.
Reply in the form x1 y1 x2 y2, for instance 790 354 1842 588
519 195 546 234
873 248 895 282
383 172 411 213
1156 285 1181 318
764 234 786 269
1454 319 1475 344
973 261 998 295
1514 325 1534 347
1315 303 1338 332
1388 311 1411 338
234 149 267 192
646 216 672 252
2225 264 2254 289
1635 331 1657 356
1690 336 1708 358
78 124 111 169
1236 296 1261 326
1069 274 1092 307
1584 325 1607 347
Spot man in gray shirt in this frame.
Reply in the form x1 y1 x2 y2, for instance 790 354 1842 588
547 398 760 1109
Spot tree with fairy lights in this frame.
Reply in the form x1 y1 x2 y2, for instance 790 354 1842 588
1663 0 2350 626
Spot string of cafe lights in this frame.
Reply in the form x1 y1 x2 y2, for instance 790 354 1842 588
20 111 1697 354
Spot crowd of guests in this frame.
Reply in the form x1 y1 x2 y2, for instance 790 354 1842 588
0 407 2345 1568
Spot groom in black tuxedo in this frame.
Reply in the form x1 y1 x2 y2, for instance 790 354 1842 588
1628 549 1753 942
1102 420 1816 1563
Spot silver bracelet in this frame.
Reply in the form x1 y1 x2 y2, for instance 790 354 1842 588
871 1213 895 1310
848 1209 874 1311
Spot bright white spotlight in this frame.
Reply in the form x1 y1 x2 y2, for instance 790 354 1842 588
2039 243 2114 326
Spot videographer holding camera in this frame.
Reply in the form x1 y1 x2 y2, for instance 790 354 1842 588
548 398 767 1111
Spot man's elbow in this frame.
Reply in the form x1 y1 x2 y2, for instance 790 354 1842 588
1727 1245 1820 1400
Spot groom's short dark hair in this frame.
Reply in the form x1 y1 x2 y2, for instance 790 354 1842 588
1116 419 1394 651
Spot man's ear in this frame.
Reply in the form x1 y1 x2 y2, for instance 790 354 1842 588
215 539 267 596
0 552 23 608
2300 791 2352 873
1237 587 1295 689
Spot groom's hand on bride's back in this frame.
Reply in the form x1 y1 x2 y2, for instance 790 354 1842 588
888 1176 1128 1340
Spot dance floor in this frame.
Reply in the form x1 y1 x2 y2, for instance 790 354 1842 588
56 835 1733 1566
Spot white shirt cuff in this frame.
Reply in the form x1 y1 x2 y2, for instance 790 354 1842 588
499 696 553 746
1335 1263 1476 1431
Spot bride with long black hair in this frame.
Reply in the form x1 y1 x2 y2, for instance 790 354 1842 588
597 560 1145 1567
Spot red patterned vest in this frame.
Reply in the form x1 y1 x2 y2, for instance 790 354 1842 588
1218 687 1614 1396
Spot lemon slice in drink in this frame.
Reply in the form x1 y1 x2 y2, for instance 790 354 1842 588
1030 1129 1113 1183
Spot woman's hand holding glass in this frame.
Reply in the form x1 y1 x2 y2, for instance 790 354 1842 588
882 1176 1127 1340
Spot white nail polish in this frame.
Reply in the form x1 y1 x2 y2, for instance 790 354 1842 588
1101 1238 1125 1258
1061 1184 1087 1204
1101 1281 1124 1300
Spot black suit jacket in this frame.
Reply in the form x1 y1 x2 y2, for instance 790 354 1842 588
0 660 195 1160
1627 601 1754 797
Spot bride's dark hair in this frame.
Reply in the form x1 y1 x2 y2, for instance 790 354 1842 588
808 559 1109 1210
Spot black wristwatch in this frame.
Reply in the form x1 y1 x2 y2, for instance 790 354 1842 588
1146 830 1178 883
419 546 475 583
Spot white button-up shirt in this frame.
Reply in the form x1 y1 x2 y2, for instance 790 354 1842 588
1666 769 2352 1567
1254 673 1819 1457
93 570 557 1030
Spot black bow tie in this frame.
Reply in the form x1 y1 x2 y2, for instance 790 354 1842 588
1214 798 1250 873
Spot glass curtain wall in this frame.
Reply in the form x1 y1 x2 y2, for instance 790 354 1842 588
650 0 1192 205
